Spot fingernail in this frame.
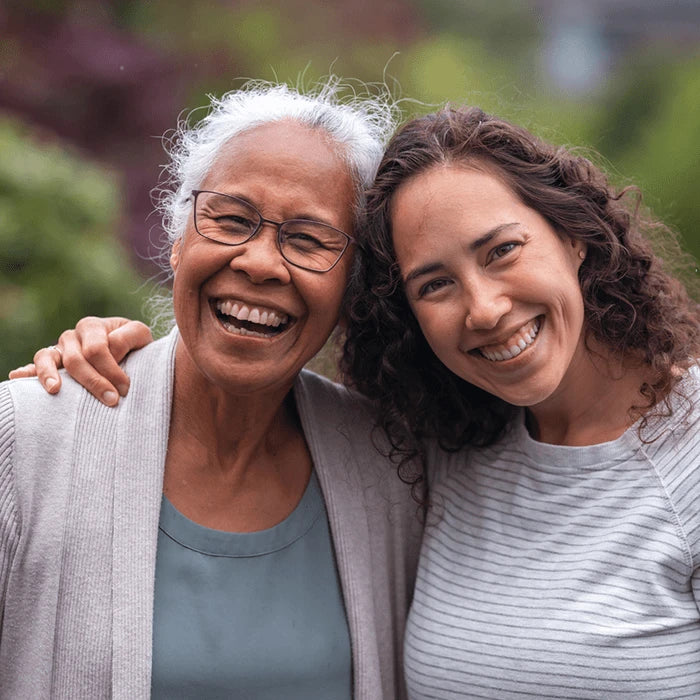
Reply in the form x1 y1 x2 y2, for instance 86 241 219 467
102 391 119 406
46 378 57 391
117 383 129 397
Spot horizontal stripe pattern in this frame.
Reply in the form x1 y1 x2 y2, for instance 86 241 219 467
406 373 700 698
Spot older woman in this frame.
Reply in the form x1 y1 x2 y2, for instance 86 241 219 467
20 107 700 697
0 82 423 699
345 107 700 698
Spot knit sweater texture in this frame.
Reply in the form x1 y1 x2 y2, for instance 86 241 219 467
0 329 421 699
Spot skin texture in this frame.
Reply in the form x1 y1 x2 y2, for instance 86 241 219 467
170 121 354 403
159 121 356 530
391 164 644 444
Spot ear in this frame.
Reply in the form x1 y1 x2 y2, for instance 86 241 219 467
570 237 587 266
170 239 182 272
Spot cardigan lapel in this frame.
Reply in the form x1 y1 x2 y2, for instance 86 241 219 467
111 330 177 699
294 371 382 699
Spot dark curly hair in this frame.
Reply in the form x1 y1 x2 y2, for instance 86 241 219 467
342 106 700 488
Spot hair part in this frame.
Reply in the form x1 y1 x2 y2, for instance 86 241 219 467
343 106 700 490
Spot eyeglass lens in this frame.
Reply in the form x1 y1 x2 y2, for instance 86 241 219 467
194 191 349 272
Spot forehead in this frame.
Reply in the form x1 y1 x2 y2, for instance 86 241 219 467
393 161 517 207
200 120 355 228
205 121 345 187
390 165 522 237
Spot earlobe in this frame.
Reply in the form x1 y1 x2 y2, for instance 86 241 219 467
170 239 182 272
572 239 587 264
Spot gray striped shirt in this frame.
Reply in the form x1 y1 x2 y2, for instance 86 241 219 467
406 371 700 698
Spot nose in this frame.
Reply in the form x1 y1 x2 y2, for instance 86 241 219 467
464 280 511 331
227 223 292 285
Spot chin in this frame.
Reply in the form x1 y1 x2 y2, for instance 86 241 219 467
476 381 557 409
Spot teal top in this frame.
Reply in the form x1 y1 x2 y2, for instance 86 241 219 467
151 471 352 699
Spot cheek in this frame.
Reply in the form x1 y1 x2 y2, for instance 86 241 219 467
300 276 346 331
316 263 352 321
411 305 455 355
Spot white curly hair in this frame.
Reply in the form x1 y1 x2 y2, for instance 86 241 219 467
156 77 400 248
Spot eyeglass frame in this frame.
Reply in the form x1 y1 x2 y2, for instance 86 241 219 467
189 189 355 273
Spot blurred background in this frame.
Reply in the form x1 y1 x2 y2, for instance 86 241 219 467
1 0 699 377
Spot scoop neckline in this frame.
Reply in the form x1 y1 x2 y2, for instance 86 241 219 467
158 470 323 557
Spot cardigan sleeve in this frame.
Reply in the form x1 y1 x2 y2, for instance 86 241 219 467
0 383 20 634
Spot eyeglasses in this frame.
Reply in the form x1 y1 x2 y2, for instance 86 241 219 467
191 190 354 273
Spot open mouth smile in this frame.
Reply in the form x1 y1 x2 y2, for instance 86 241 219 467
477 317 541 362
213 299 292 338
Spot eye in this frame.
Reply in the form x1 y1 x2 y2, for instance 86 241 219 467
207 214 257 239
285 231 326 250
216 214 255 228
418 277 452 298
487 242 519 264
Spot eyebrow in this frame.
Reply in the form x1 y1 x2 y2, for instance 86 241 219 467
469 221 520 251
402 222 520 285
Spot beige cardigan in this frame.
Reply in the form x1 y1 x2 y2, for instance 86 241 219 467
0 329 422 699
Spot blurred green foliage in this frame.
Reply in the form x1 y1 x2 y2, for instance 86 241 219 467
0 118 149 377
603 54 700 262
2 0 698 381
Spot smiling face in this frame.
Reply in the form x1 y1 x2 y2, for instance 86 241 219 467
391 164 587 410
170 120 355 397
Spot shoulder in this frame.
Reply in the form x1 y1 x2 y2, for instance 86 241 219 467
1 372 91 427
642 365 700 465
0 384 21 580
122 327 178 378
0 382 16 469
0 377 87 547
0 331 177 441
0 374 104 503
294 369 377 434
640 366 700 552
295 370 418 496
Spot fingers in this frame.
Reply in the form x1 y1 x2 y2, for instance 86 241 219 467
106 321 153 364
55 329 118 405
8 317 151 407
62 317 141 406
8 363 39 379
32 346 64 394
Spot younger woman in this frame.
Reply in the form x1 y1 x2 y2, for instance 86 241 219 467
346 106 700 698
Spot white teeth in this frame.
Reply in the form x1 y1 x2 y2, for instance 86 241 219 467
479 318 540 362
215 299 289 328
221 321 271 338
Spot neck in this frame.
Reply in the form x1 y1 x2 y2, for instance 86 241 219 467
526 345 651 446
164 340 312 531
170 339 302 483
